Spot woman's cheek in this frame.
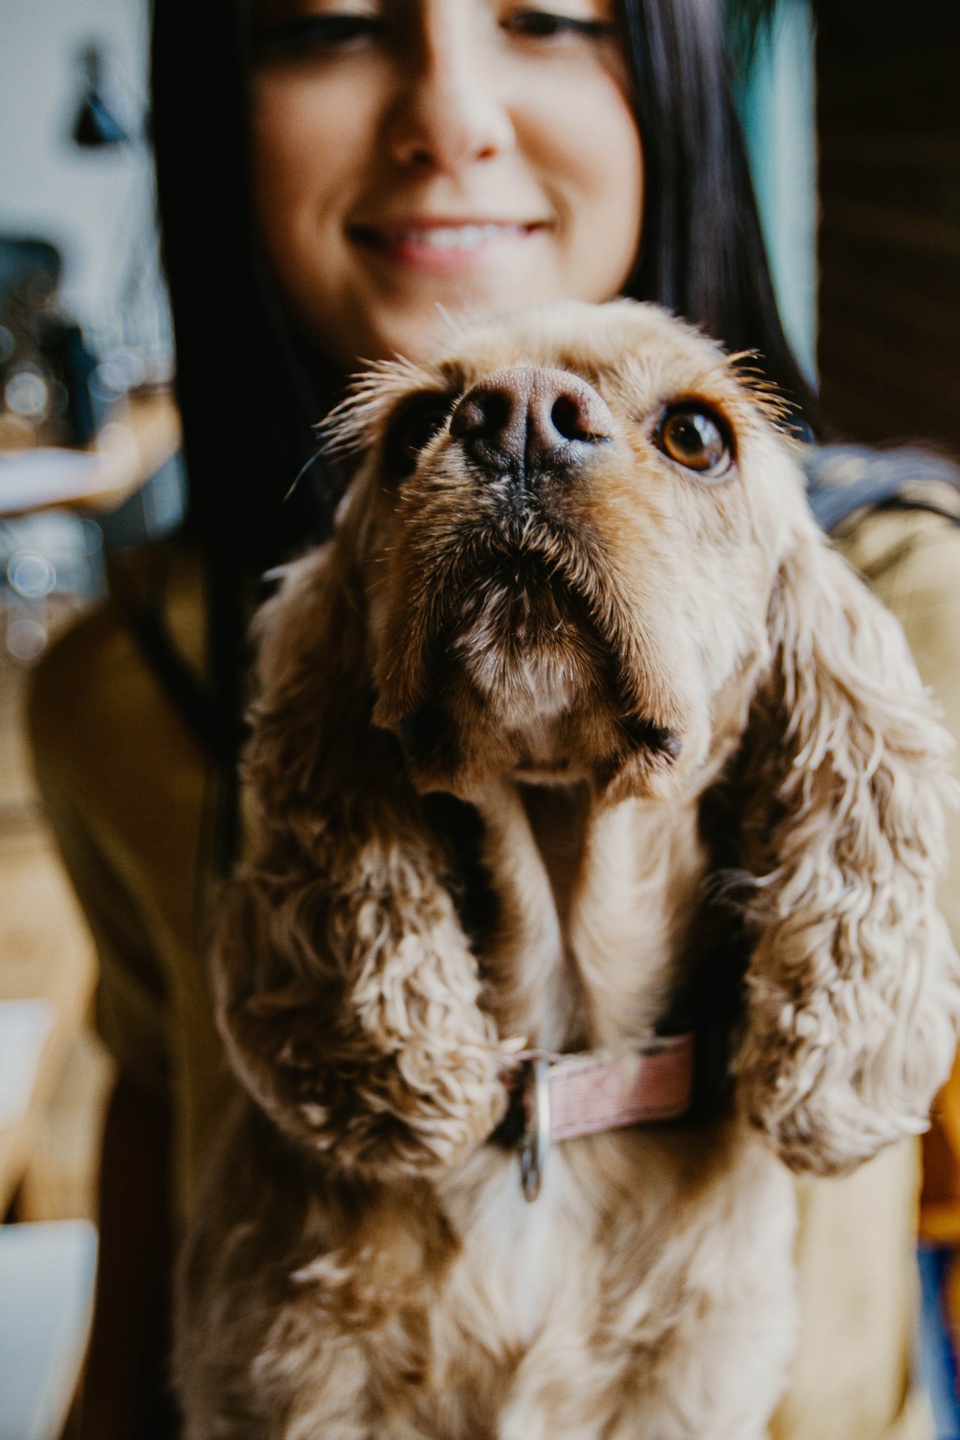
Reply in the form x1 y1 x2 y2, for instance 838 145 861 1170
251 73 363 259
518 80 643 300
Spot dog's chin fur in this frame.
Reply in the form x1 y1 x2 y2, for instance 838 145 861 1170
397 548 692 803
176 300 960 1440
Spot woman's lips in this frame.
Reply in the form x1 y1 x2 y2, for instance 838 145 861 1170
348 220 548 274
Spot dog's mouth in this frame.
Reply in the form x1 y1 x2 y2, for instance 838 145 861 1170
376 526 684 792
430 529 607 681
451 550 599 680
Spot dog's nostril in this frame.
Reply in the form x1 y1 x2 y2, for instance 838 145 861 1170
550 395 586 443
549 392 613 446
450 389 513 442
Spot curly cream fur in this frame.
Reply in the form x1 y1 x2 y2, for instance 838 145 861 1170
177 300 960 1439
735 532 959 1171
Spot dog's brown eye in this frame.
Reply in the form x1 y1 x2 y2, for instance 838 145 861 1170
656 405 733 479
384 393 454 477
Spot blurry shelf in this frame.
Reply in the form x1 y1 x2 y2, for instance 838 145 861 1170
0 389 181 517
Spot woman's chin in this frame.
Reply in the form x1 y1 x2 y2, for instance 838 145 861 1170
283 227 638 372
317 292 537 372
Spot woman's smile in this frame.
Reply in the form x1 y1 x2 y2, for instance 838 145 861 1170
251 0 643 368
347 215 552 274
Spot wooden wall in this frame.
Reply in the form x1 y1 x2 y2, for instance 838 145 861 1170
816 0 960 450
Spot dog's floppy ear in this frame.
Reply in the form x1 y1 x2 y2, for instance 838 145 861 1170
732 518 960 1175
213 532 507 1179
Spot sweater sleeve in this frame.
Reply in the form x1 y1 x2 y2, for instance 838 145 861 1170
833 505 960 1241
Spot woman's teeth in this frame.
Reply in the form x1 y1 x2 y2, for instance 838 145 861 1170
398 223 525 250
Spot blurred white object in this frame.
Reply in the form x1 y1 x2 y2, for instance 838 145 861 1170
0 999 54 1130
0 449 104 514
0 1220 97 1440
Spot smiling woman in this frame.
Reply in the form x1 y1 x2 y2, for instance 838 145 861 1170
25 0 949 1437
249 0 644 365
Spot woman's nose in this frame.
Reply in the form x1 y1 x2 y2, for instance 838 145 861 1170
383 7 515 173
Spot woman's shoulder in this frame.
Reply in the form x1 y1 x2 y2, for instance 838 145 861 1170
834 504 960 605
798 440 960 604
29 543 208 789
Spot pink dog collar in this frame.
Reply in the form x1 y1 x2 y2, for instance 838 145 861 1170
518 1034 695 1201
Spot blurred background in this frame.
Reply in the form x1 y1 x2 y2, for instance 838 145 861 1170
0 0 958 1435
0 2 181 1435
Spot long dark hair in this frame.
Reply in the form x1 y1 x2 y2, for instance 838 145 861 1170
150 0 815 784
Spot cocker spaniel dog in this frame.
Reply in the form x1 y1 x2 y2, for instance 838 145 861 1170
177 301 960 1440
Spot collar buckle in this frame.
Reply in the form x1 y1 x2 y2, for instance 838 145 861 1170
519 1057 551 1203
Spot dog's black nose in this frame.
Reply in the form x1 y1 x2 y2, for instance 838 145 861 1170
449 366 615 476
